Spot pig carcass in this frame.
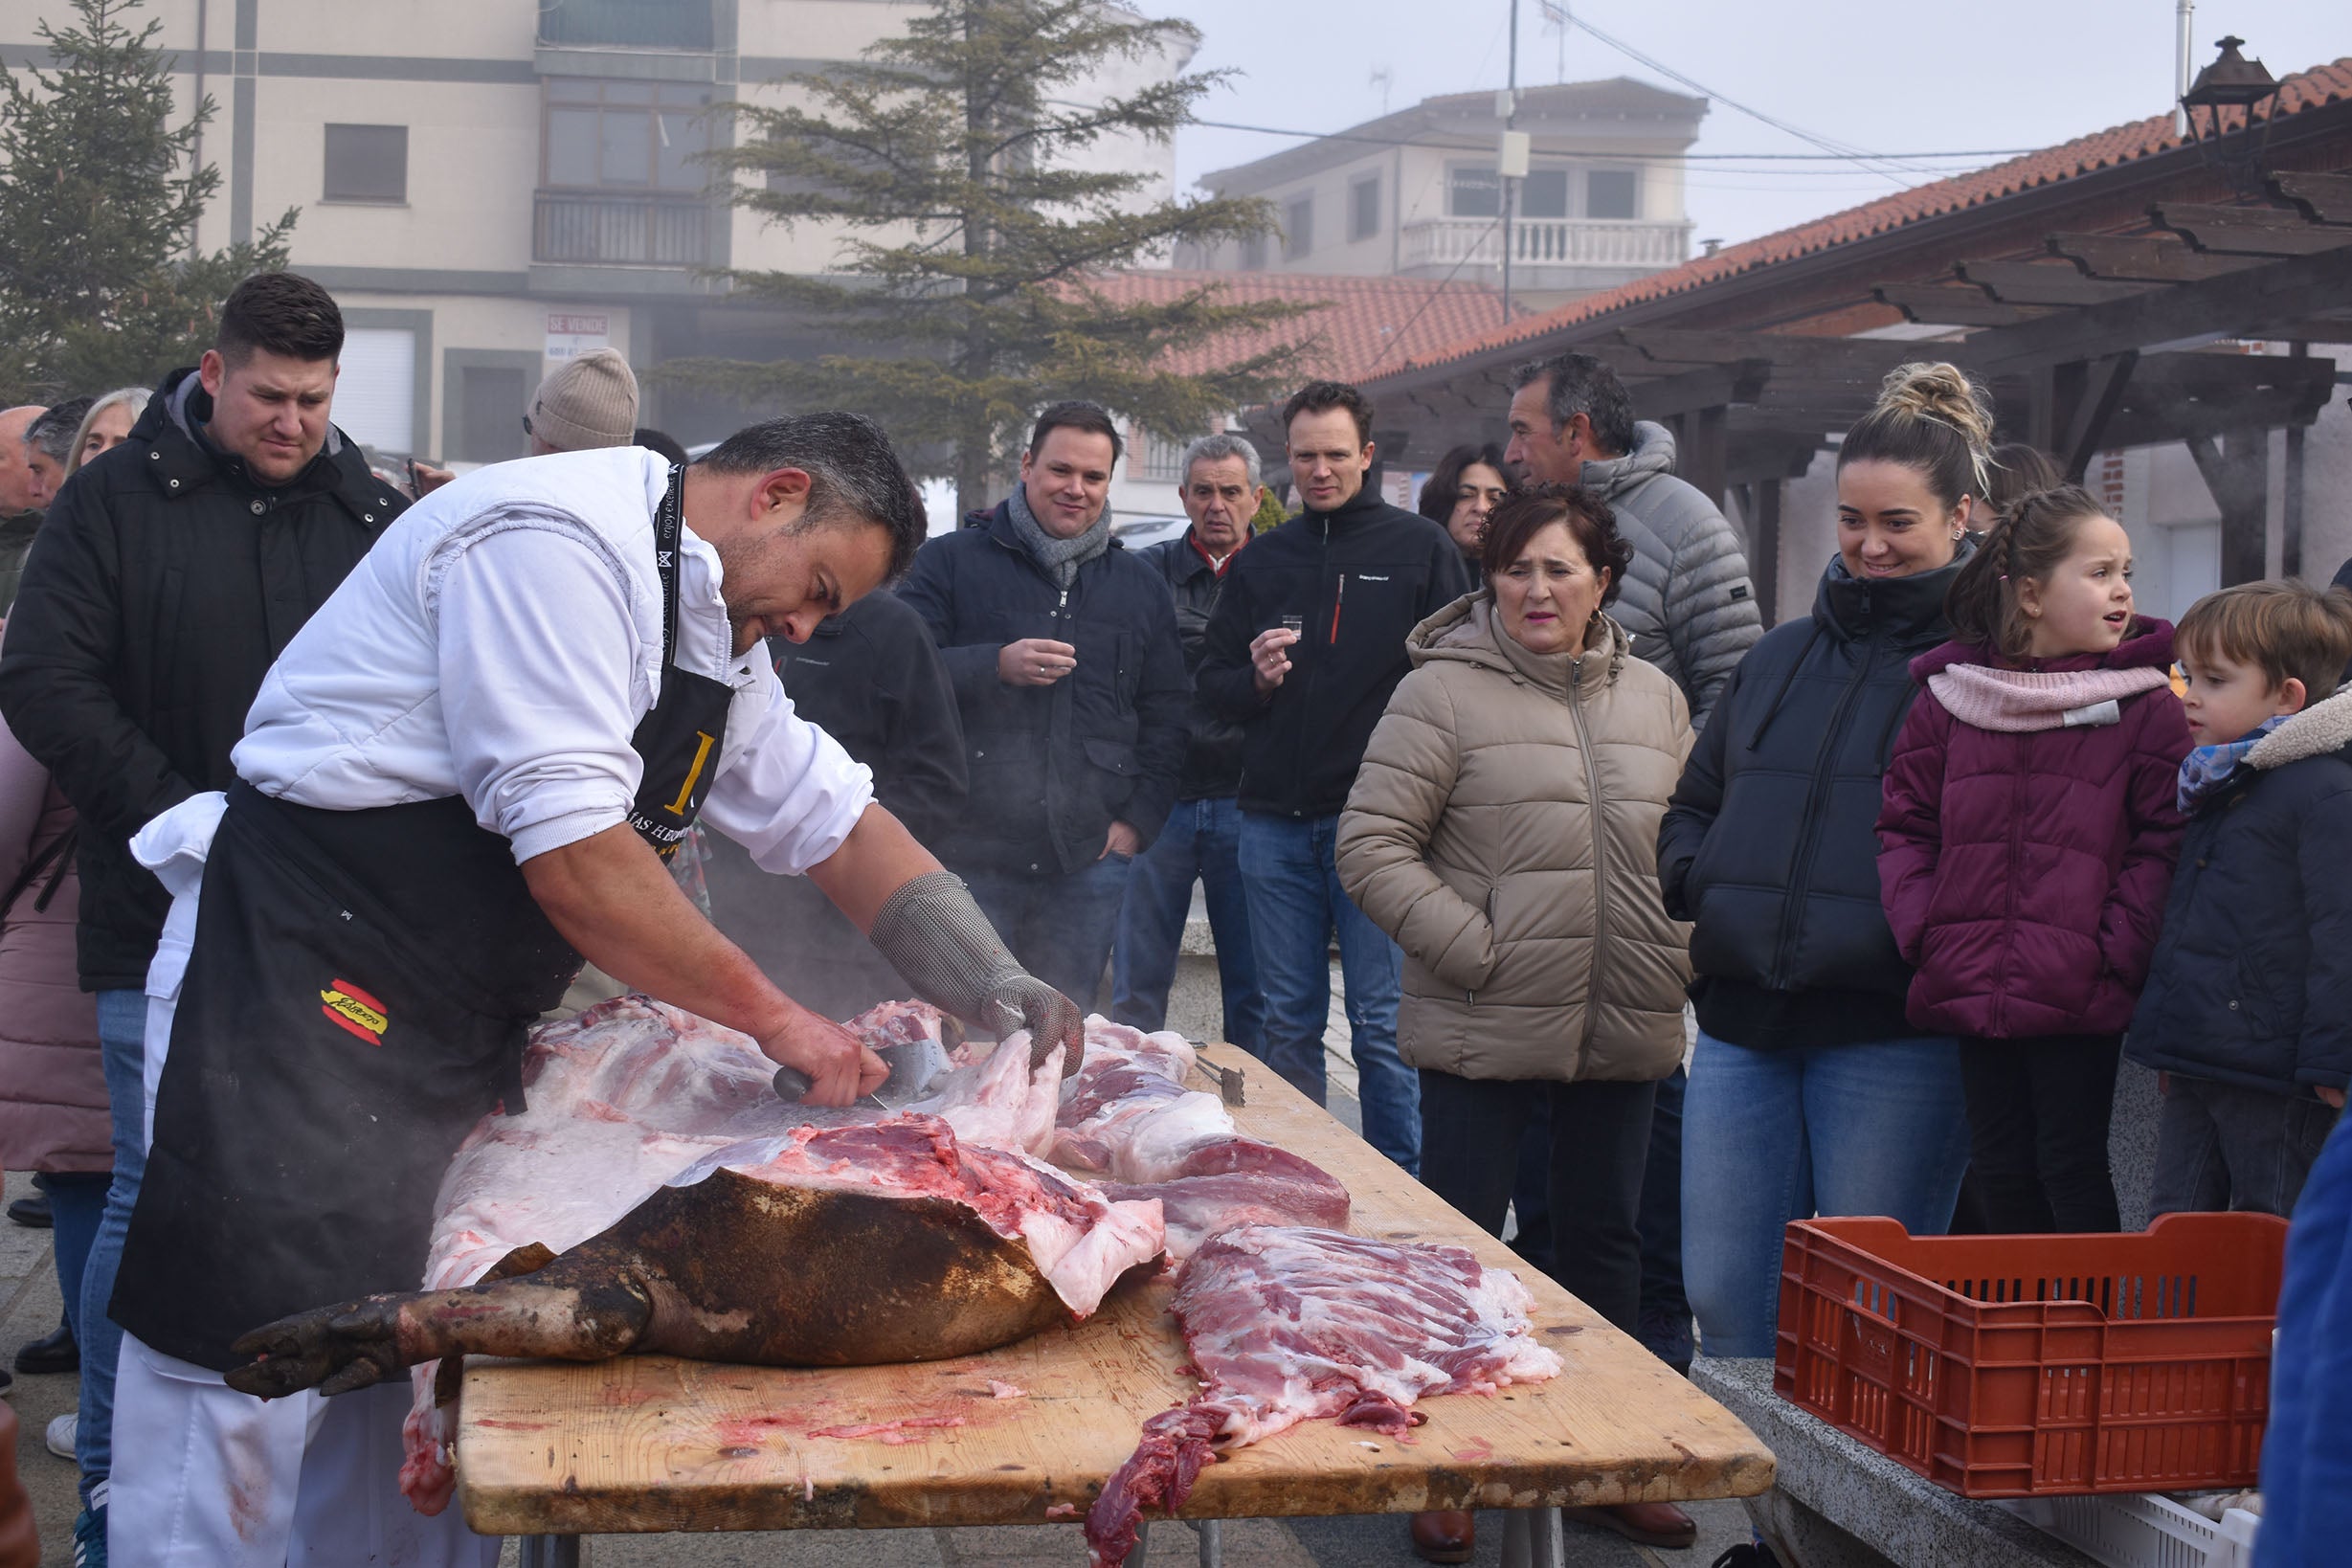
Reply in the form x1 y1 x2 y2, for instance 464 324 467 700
229 1114 1163 1401
1055 1020 1351 1257
1085 1225 1563 1566
348 996 1099 1513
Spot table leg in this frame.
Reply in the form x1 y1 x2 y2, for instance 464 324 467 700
1499 1508 1565 1568
1119 1518 1150 1565
1198 1518 1223 1566
519 1535 583 1568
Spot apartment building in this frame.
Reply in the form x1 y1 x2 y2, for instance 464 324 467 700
0 0 1181 465
1177 78 1707 311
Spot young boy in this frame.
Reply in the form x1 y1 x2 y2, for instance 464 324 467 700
2126 579 2352 1217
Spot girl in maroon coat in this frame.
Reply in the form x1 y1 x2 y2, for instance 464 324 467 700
1877 486 2192 1233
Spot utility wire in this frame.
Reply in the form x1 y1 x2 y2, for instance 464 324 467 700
1186 118 2035 167
1359 216 1509 378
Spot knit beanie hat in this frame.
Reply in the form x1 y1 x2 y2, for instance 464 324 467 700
528 348 638 451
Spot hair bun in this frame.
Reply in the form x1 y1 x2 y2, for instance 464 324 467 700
1872 362 1995 456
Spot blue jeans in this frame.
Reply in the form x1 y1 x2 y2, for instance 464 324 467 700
47 1170 107 1350
1110 796 1265 1057
1682 1029 1968 1359
962 856 1133 1014
81 988 148 1509
1236 812 1418 1175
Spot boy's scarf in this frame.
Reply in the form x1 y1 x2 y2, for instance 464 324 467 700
2177 714 2290 816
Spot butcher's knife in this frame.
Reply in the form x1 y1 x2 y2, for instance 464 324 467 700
772 1032 953 1109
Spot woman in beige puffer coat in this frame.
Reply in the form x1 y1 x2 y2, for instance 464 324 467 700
1338 484 1691 1341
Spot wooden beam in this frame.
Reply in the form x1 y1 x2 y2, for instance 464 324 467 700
2186 429 2271 586
2153 202 2352 258
1872 282 2053 327
1624 358 1773 419
1955 261 2156 307
2047 232 2260 282
2057 352 2139 482
1966 246 2352 374
2272 171 2352 226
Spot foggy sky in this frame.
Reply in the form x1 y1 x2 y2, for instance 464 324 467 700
1154 1 2348 250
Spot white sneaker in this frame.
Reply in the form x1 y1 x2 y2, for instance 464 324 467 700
44 1412 74 1460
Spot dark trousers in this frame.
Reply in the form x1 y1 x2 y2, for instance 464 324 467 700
1957 1033 2122 1233
1508 1066 1691 1366
963 856 1134 1014
2150 1074 2340 1219
1418 1069 1657 1333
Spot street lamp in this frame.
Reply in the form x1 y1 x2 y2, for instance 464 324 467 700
2179 35 2283 200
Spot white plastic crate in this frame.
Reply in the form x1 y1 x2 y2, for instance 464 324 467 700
2005 1493 2261 1568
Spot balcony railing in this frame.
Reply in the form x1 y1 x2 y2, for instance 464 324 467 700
533 192 710 267
538 0 714 49
1400 216 1691 274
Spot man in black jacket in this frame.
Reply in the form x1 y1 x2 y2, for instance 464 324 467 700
702 589 970 1019
897 402 1188 1010
1197 381 1471 1173
1110 433 1267 1056
0 271 402 1557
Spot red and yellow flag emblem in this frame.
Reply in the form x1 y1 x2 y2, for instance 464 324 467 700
320 978 389 1044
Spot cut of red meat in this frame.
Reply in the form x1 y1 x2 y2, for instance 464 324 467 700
1084 1225 1561 1567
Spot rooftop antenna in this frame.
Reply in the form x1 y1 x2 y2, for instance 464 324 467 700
1539 0 1568 83
1370 65 1393 116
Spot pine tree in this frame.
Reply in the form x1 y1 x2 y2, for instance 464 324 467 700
688 0 1313 514
0 0 296 402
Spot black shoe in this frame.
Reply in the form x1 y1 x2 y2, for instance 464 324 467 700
6 1194 51 1229
14 1320 76 1375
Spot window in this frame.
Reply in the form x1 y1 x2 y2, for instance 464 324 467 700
323 124 407 204
539 0 714 49
544 78 712 191
1239 233 1266 270
1349 174 1379 242
1447 166 1500 218
1283 196 1313 260
1588 168 1639 219
1520 168 1568 219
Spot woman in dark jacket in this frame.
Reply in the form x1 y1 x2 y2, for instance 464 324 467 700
1657 363 1983 1358
1417 443 1511 580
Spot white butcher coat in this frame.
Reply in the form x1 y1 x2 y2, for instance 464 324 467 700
110 446 881 1566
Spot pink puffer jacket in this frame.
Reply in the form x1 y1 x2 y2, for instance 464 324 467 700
1876 619 2192 1039
0 703 108 1173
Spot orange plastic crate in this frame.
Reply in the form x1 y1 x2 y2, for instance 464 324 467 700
1772 1213 2288 1498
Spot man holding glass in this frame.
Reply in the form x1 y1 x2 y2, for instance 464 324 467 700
1194 382 1470 1174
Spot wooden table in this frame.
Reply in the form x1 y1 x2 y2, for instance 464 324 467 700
459 1044 1774 1561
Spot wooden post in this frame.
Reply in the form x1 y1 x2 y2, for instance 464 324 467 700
1752 479 1782 628
2187 429 2272 587
2284 423 2306 580
1680 404 1729 509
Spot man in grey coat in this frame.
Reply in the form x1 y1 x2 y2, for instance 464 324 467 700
1505 351 1760 728
1503 349 1762 1384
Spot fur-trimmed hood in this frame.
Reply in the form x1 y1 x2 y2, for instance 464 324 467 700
2248 684 2352 771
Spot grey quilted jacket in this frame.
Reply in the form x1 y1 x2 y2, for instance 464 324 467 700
1578 422 1761 728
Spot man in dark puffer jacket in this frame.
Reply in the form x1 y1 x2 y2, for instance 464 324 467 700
2129 581 2352 1219
0 271 401 1560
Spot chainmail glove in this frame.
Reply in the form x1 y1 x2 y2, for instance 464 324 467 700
868 871 1086 1076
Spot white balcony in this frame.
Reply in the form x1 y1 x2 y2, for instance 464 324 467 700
1400 216 1691 275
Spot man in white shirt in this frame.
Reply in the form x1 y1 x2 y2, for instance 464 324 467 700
102 414 1086 1567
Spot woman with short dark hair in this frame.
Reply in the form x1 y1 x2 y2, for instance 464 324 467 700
1340 482 1697 1558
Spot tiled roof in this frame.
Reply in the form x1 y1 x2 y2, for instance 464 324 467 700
1369 56 2352 380
1078 268 1517 382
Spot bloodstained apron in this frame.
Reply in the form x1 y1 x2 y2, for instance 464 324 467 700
114 466 736 1370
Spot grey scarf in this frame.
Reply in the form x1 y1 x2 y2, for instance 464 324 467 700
1005 482 1109 589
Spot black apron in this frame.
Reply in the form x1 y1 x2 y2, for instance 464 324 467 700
114 466 738 1371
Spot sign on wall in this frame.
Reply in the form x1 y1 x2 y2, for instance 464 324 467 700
545 312 611 363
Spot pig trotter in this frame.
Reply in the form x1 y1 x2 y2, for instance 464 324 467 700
228 1295 409 1399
